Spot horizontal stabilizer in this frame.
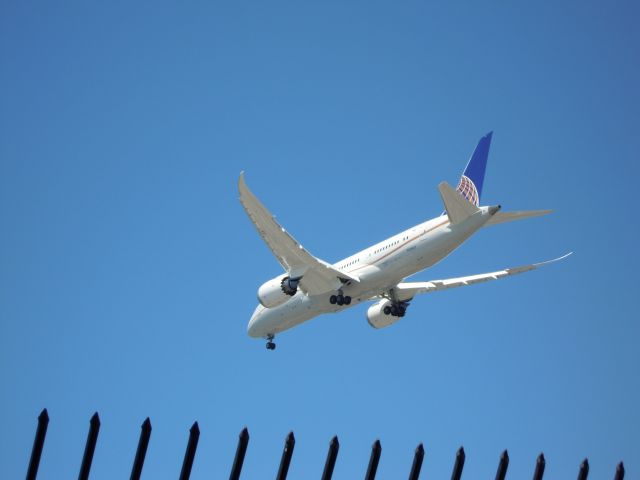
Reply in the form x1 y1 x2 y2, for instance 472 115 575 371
438 181 480 224
484 209 552 227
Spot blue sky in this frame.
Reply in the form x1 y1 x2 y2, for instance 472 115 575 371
1 1 639 478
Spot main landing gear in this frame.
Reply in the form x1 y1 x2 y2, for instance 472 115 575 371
266 334 276 350
329 293 352 306
383 302 408 317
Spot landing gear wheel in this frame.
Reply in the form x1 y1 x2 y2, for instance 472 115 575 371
386 300 409 317
336 294 344 306
266 335 276 350
329 295 337 304
344 296 352 305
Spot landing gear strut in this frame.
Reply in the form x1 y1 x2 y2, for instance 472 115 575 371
266 334 276 350
330 293 352 306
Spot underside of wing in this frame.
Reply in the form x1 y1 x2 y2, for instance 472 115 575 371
238 172 358 295
392 253 572 302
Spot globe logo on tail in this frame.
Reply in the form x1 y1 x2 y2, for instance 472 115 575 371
456 175 480 206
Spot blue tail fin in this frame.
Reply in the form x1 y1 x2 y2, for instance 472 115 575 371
456 132 492 206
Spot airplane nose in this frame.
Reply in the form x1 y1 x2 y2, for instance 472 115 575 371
247 317 257 336
247 306 264 338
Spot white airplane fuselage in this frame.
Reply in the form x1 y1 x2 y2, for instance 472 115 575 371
247 205 500 338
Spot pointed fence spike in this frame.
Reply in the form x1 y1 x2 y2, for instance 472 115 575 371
130 417 152 480
408 443 425 480
275 431 296 480
364 439 382 480
614 462 625 480
495 450 509 480
577 458 589 480
78 412 101 480
26 408 50 480
141 417 152 431
320 436 340 480
90 412 100 426
229 427 250 480
450 447 465 480
178 421 200 480
532 453 546 480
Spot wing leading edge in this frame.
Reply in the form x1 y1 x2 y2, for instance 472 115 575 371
238 172 358 295
392 253 572 302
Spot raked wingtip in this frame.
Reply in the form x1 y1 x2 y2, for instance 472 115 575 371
535 251 573 267
553 251 573 262
238 171 247 190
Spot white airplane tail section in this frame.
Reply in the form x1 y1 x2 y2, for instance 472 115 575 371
438 181 480 224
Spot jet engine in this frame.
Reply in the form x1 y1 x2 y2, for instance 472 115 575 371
366 299 402 329
257 275 301 308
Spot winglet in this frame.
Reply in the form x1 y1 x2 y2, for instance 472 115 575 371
439 181 480 224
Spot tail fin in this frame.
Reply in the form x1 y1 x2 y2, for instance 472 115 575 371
456 132 492 206
439 181 480 224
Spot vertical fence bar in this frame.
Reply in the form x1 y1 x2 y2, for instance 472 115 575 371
78 412 101 480
532 453 546 480
19 413 630 480
321 436 339 480
364 439 382 480
495 450 509 480
130 418 152 480
229 427 249 480
407 443 424 480
450 447 465 480
577 459 589 480
26 408 49 480
178 422 200 480
275 431 295 480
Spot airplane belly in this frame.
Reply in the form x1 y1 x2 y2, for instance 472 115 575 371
396 216 487 277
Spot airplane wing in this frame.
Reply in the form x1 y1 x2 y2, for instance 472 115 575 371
238 172 358 295
392 253 572 302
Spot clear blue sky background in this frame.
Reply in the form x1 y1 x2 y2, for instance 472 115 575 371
1 1 638 478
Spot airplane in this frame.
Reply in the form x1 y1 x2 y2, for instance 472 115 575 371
239 132 570 350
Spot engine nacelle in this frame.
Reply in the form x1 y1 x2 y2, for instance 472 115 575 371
366 299 401 329
257 275 300 308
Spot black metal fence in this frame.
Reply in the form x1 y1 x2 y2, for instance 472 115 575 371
25 409 626 479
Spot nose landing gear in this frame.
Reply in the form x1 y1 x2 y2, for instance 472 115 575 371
329 293 352 306
266 334 276 350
